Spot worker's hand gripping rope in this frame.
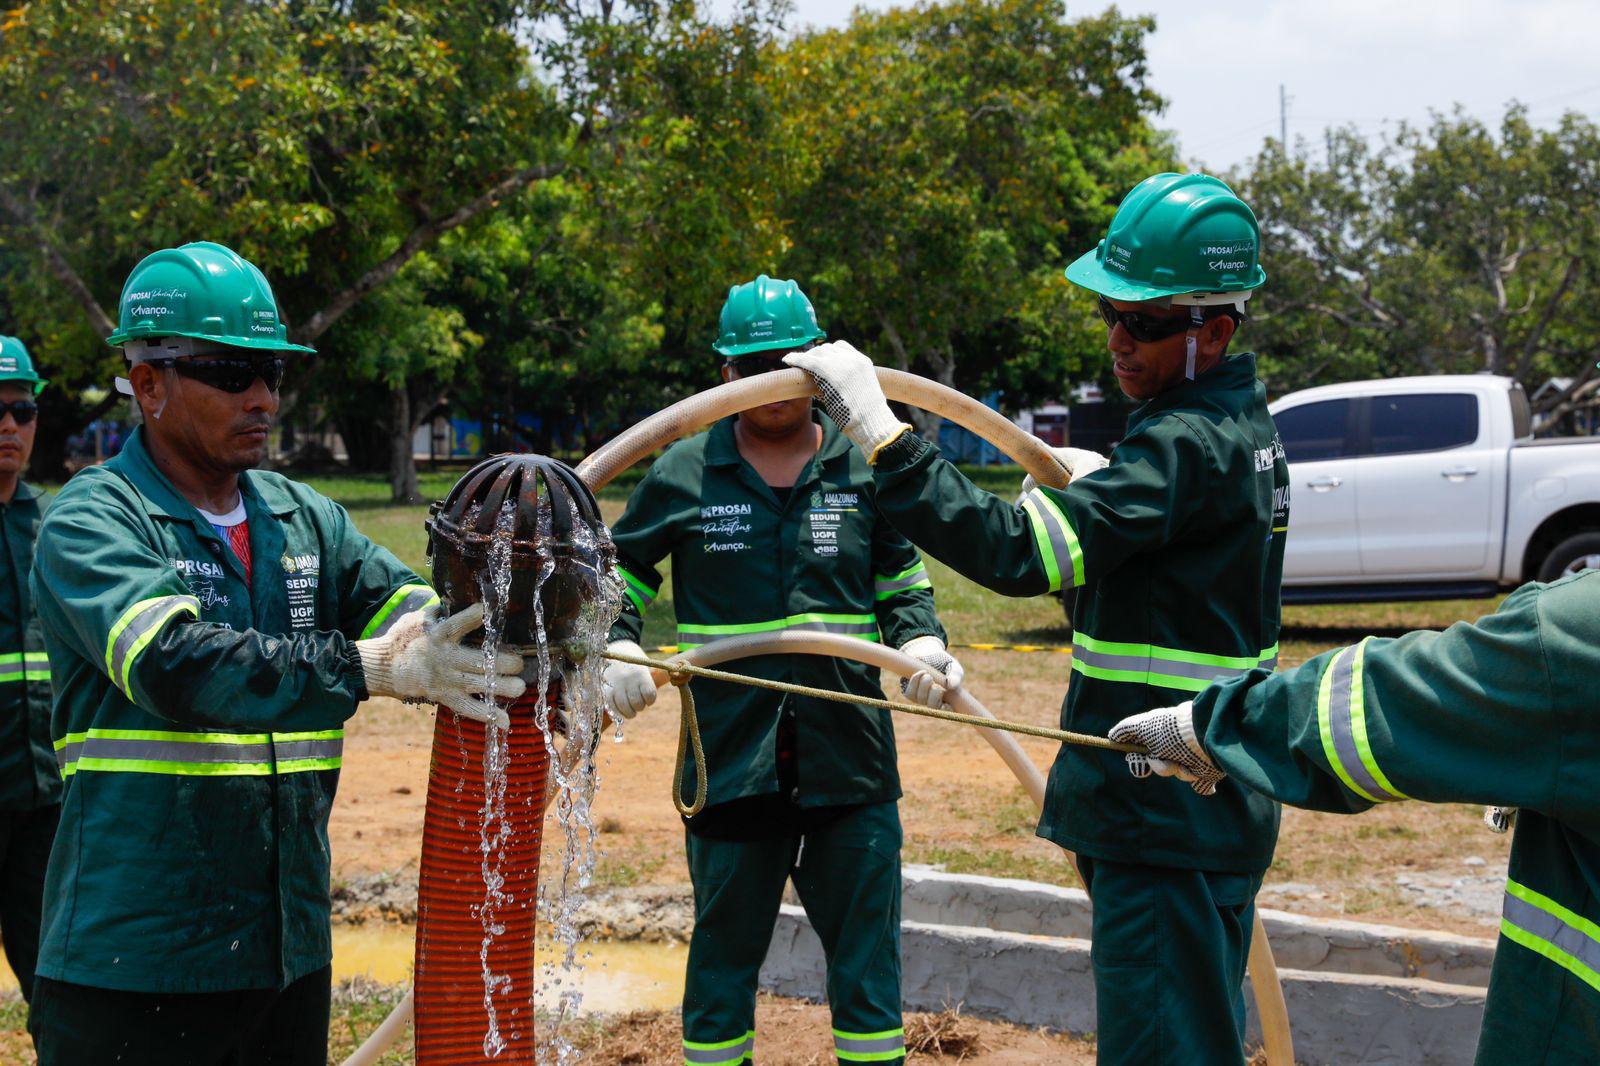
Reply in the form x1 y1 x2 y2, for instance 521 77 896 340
783 342 912 462
898 635 964 709
355 602 524 728
1107 702 1228 796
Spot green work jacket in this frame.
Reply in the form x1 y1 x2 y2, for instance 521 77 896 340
0 482 59 811
608 413 944 810
30 427 435 994
872 354 1287 871
1193 571 1600 1064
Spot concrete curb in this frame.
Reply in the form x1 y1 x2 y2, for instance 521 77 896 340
901 866 1497 986
761 869 1499 1066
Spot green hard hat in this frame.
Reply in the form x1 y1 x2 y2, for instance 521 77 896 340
712 275 825 357
1065 172 1267 306
0 336 47 394
106 241 315 353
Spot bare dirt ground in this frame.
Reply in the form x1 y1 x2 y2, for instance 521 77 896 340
333 648 1510 939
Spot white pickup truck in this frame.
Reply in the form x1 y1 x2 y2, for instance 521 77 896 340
1270 374 1600 603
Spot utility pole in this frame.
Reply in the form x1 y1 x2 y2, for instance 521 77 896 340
1279 84 1289 151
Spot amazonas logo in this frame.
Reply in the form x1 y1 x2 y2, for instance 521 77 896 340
281 552 321 575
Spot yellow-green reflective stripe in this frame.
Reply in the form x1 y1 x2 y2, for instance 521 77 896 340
874 563 931 600
1315 640 1408 803
0 652 49 683
361 584 439 640
617 566 658 613
1070 634 1277 692
676 613 879 650
55 728 343 777
1502 879 1600 994
683 1031 754 1065
106 596 200 697
834 1027 905 1061
1022 489 1083 591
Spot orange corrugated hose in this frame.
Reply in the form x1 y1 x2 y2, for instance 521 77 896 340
414 692 550 1063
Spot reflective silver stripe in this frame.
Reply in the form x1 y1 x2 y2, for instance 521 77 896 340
676 620 879 648
683 1035 754 1064
273 738 344 762
80 738 270 764
874 565 930 596
1024 489 1077 591
1072 646 1256 684
107 596 200 694
1502 888 1600 980
1320 643 1406 801
835 1032 906 1057
55 740 82 770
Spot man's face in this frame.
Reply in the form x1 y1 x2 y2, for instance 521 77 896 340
134 352 279 474
1102 299 1201 402
0 384 37 478
723 352 813 437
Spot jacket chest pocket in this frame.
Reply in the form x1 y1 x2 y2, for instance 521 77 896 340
794 489 871 596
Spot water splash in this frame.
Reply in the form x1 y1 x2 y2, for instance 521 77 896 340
475 499 519 1058
531 492 623 1065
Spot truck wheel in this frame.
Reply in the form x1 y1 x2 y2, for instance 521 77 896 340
1536 532 1600 583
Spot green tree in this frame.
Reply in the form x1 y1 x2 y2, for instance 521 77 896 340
772 0 1171 433
0 0 569 493
1238 107 1600 425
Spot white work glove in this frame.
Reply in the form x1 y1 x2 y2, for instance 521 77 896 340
1019 446 1109 496
602 640 658 720
355 602 524 729
783 342 912 462
898 635 964 709
1107 702 1227 796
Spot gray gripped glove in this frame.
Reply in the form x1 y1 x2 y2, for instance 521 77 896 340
899 635 965 709
1107 702 1227 796
1018 446 1109 497
783 342 912 462
1484 806 1518 834
602 639 658 720
355 601 523 729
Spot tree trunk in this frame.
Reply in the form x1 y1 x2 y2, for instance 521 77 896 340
389 385 421 504
876 313 948 440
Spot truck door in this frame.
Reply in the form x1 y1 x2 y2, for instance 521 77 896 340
1273 397 1362 580
1355 392 1496 576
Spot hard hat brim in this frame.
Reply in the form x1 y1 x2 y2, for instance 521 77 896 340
106 327 316 354
711 331 826 358
1065 249 1266 303
0 373 47 395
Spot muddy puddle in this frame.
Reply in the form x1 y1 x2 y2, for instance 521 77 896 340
0 926 688 1014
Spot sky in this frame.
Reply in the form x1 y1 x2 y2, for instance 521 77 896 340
770 0 1600 173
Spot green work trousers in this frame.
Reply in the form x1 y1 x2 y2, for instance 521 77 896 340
29 965 331 1065
1079 857 1263 1065
0 803 57 1003
683 801 905 1065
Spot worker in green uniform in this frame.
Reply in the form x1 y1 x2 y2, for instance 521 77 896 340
0 336 57 1011
26 241 524 1065
601 275 962 1066
1109 570 1600 1064
787 174 1289 1064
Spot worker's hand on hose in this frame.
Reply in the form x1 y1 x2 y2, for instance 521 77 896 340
1107 702 1227 796
783 342 912 462
1018 447 1109 496
355 602 523 729
602 640 657 720
898 635 964 709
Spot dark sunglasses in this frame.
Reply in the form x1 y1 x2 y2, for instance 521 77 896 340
1096 297 1200 344
0 401 37 426
727 354 790 377
144 356 286 394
